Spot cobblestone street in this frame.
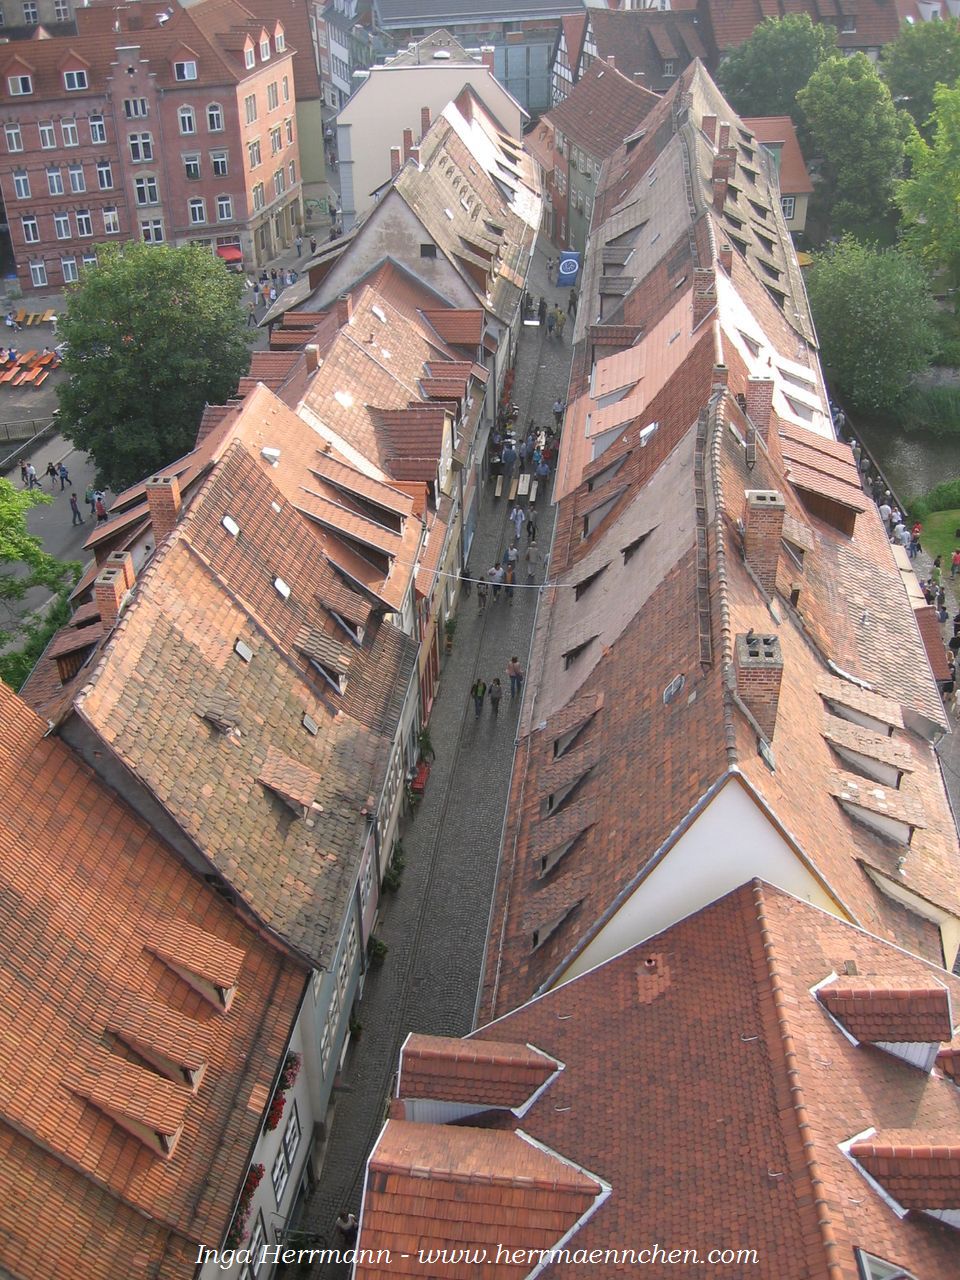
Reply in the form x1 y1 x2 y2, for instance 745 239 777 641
302 241 574 1261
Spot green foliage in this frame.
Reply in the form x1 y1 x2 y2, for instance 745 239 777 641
418 725 435 761
798 54 911 236
880 17 960 137
906 508 960 566
899 384 960 434
56 243 250 493
919 476 960 511
0 476 79 653
932 310 960 367
0 579 78 691
897 82 960 291
367 934 388 969
807 236 938 413
717 14 836 118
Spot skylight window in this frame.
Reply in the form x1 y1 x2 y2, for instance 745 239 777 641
371 304 386 323
444 207 454 220
334 390 353 408
302 713 319 736
221 515 240 537
638 421 658 447
662 673 685 705
274 576 291 599
234 638 253 663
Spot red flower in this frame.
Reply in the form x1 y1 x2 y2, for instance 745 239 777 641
265 1091 286 1131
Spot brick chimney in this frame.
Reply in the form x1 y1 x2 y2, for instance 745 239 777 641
402 127 413 161
304 343 320 372
701 113 717 144
848 1141 960 1215
719 242 733 274
390 146 402 177
692 266 716 328
420 105 431 136
94 565 127 628
720 144 737 179
606 54 616 67
104 548 135 591
717 120 731 150
145 474 182 543
743 489 785 595
734 631 783 741
745 376 775 446
712 363 728 389
712 174 728 212
409 146 420 166
480 45 495 72
336 292 353 328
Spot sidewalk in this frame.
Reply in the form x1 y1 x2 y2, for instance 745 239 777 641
300 238 574 1266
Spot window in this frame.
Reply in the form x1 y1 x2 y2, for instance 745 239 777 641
260 38 270 61
248 139 261 169
271 1148 289 1205
285 118 293 146
780 195 796 221
275 30 286 52
854 1253 918 1280
188 197 206 224
96 159 114 189
21 215 39 243
134 174 158 205
663 59 675 77
252 182 265 210
59 119 78 147
420 243 436 259
216 194 232 220
841 15 857 31
61 257 78 283
273 167 285 197
89 114 106 143
574 564 609 601
178 106 195 135
140 218 163 243
249 1216 267 1277
245 45 255 70
207 102 223 131
82 251 97 268
68 164 85 193
29 261 47 287
7 75 33 96
129 133 153 162
183 153 200 180
47 169 64 196
270 126 282 155
5 124 22 153
75 209 92 236
22 1 37 23
282 1102 301 1165
282 74 289 102
0 11 4 25
267 82 279 111
64 69 88 91
102 206 119 234
244 94 257 124
174 60 197 81
13 170 29 199
55 0 70 18
288 159 295 186
211 150 228 176
54 213 70 240
123 97 148 118
562 637 596 669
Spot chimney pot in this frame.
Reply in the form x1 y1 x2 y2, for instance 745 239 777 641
746 375 775 446
390 146 402 177
717 120 731 150
409 146 420 166
713 175 728 212
743 489 785 597
402 127 413 162
712 363 729 389
720 143 737 178
104 549 135 591
480 45 495 72
304 343 320 372
734 631 783 741
692 266 716 329
702 113 717 143
420 105 431 136
606 54 616 67
94 565 127 628
336 293 353 327
719 242 733 274
145 474 182 543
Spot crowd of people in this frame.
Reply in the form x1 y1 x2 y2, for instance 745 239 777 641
18 456 107 527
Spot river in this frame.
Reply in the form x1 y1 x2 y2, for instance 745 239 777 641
854 414 960 504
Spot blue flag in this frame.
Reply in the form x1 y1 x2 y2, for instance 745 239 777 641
558 251 581 287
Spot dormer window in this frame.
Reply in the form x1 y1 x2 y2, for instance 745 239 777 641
64 69 88 91
245 46 255 69
842 15 857 32
574 566 608 601
563 636 597 669
174 60 197 81
855 1251 917 1280
275 30 285 51
260 38 270 61
7 74 32 96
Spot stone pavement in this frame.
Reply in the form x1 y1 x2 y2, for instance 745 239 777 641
300 240 574 1265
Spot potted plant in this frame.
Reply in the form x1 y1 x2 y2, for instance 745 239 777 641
367 934 388 969
444 616 457 653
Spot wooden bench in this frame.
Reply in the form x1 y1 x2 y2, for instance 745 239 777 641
508 476 519 501
517 472 531 497
529 481 539 504
494 474 503 498
14 309 25 325
0 367 19 384
20 350 38 364
18 366 42 385
41 309 55 323
25 313 41 326
36 353 53 366
34 370 50 388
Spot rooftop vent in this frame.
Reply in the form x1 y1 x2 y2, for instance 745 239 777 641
743 489 785 596
221 515 240 537
261 446 281 465
734 631 783 741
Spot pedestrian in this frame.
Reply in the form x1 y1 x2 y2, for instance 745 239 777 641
546 256 555 282
554 307 566 340
527 512 538 542
470 678 487 718
538 296 547 327
509 504 524 541
335 1211 358 1248
568 287 578 317
69 492 83 525
504 562 515 606
932 555 944 588
553 398 564 428
546 308 556 339
95 494 108 525
505 543 519 573
476 579 488 612
310 236 317 255
19 459 27 487
26 462 40 489
58 462 69 490
951 549 960 578
269 286 277 304
46 461 58 489
296 234 303 257
84 483 96 515
501 442 517 478
506 655 524 698
525 540 540 583
878 498 892 532
911 522 923 558
489 678 503 715
247 302 257 326
489 563 504 601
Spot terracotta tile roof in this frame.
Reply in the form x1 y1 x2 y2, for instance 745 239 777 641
742 116 813 195
817 977 953 1044
704 0 902 55
420 307 485 347
399 1034 558 1109
547 61 658 161
916 603 952 683
586 9 715 95
0 681 304 1280
849 1137 960 1211
366 883 960 1279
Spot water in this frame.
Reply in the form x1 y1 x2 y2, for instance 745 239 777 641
854 414 960 503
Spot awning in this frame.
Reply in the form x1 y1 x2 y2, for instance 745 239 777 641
216 245 243 263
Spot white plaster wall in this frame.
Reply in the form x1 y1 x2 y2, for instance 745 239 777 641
561 776 843 984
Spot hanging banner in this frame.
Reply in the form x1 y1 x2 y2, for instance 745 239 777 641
558 251 581 288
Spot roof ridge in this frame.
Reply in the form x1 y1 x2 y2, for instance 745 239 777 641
749 881 846 1280
705 390 738 766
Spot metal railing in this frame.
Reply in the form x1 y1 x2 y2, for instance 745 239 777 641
0 416 55 444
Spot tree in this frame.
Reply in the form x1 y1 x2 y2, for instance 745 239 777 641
806 236 937 413
797 53 912 237
897 81 960 290
0 477 78 652
880 16 960 137
717 14 836 118
57 243 250 492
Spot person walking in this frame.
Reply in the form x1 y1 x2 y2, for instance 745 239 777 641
46 461 58 489
489 563 504 601
568 287 578 317
69 492 84 526
509 504 524 542
95 493 108 525
553 398 564 429
501 441 517 479
58 462 70 491
246 301 257 327
951 549 960 578
26 462 41 490
84 483 96 516
538 296 547 328
546 308 556 340
296 234 303 257
506 655 524 698
932 554 944 588
476 579 488 612
526 512 538 543
489 678 503 716
335 1212 358 1248
19 459 27 487
310 235 317 255
471 678 488 718
554 307 566 340
525 540 541 583
504 562 516 606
